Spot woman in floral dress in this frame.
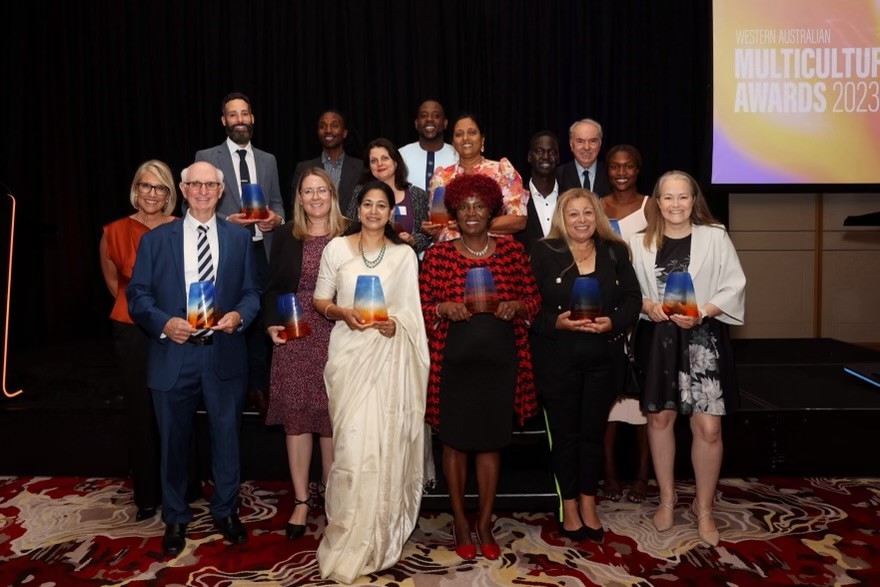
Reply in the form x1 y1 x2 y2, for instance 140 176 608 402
630 170 746 547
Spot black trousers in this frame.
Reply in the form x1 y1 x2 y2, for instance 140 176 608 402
112 320 162 509
245 240 271 392
541 359 617 498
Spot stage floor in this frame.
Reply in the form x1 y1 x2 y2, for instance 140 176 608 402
1 337 879 507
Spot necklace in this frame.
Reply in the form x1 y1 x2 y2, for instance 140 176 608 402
461 237 491 257
574 246 595 264
359 237 386 268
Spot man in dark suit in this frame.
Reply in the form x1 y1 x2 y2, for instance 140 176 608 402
127 161 261 556
557 118 611 196
292 109 363 215
195 92 282 415
516 131 561 254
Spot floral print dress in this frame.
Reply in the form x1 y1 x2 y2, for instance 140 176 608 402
635 235 728 416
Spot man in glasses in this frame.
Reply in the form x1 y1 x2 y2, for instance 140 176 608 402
128 161 261 556
196 92 283 417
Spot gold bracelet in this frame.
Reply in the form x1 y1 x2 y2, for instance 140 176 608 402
324 303 334 320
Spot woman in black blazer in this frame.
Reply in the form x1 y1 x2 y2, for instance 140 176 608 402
529 188 641 543
262 167 349 540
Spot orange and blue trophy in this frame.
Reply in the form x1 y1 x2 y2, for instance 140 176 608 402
353 275 388 324
241 183 269 220
464 266 500 314
569 276 601 320
187 280 218 331
429 186 450 225
663 271 699 317
277 293 311 339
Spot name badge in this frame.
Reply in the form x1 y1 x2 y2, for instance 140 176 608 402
396 205 408 215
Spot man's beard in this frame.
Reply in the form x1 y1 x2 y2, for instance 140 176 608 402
226 123 254 144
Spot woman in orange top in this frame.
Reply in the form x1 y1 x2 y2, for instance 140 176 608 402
99 159 176 521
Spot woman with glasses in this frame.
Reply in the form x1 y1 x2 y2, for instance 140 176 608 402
346 137 432 254
262 168 348 540
99 159 177 521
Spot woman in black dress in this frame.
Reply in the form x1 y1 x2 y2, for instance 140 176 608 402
420 174 540 560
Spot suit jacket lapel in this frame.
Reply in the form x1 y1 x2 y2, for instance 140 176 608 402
217 146 241 207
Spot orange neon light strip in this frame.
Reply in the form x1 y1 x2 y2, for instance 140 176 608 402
3 192 23 397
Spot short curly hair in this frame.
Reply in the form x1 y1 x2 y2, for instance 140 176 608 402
443 173 504 218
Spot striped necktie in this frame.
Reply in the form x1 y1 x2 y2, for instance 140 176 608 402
197 224 215 283
195 224 216 332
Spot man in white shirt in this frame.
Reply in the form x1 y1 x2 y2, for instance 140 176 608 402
399 99 458 191
516 131 560 254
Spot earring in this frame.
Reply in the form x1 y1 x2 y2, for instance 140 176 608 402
481 144 485 153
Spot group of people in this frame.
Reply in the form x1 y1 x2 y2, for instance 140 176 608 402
100 92 746 584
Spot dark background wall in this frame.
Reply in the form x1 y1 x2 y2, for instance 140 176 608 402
0 0 714 350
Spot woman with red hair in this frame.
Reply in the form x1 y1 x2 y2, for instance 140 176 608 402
420 173 540 560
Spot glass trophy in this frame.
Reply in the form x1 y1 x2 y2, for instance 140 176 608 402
276 293 311 339
187 280 218 329
429 186 450 225
353 275 389 324
392 206 405 233
464 266 500 314
241 183 269 219
569 276 601 320
608 218 621 237
662 271 699 317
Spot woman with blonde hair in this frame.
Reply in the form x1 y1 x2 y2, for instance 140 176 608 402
99 159 177 521
529 188 641 542
262 167 348 540
631 170 745 546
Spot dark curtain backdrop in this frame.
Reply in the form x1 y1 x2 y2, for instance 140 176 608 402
1 0 714 350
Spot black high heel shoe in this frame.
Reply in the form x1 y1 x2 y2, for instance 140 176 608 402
286 497 311 540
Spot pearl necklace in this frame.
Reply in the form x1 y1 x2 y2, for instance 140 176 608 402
359 237 386 268
461 237 491 257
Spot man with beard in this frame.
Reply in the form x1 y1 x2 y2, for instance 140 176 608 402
195 92 283 416
292 109 363 214
516 131 561 254
399 99 458 191
557 118 610 196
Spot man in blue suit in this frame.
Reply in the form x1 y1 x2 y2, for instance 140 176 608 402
195 92 283 415
128 161 261 556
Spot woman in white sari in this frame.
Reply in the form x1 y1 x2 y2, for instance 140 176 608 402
313 180 430 584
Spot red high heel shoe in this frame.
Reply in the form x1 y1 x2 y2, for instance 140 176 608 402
475 526 501 560
452 525 476 560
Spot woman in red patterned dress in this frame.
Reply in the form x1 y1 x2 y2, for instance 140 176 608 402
419 174 540 561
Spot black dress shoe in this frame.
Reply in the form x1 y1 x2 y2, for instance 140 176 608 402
162 523 187 555
136 506 157 521
583 524 604 543
214 515 248 544
558 521 589 542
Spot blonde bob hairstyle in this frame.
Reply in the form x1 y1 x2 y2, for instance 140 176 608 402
545 188 627 252
128 159 177 214
291 167 349 240
641 170 722 250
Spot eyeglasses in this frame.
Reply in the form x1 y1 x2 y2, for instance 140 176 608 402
184 181 222 191
301 187 330 196
136 182 171 197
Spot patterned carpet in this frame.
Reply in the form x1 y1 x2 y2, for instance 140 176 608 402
1 475 879 586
